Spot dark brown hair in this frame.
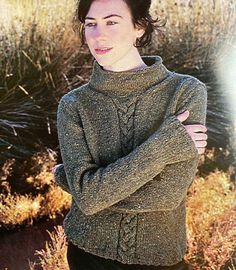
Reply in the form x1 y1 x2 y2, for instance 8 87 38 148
72 0 166 47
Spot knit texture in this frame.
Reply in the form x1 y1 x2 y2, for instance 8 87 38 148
55 55 207 266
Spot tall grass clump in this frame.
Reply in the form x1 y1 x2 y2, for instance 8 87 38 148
185 170 236 269
150 0 236 70
0 176 71 230
28 226 69 270
0 149 71 230
0 0 91 165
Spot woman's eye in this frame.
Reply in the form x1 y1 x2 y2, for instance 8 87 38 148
85 21 117 27
107 21 118 25
85 23 96 27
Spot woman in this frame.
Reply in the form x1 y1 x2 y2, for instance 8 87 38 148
53 0 208 269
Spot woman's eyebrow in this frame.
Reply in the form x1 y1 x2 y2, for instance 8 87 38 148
85 14 123 20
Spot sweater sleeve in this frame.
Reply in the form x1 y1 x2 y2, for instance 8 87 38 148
110 79 208 212
57 89 199 216
53 163 71 193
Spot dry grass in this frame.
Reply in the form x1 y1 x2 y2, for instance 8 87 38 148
0 189 43 227
0 181 71 229
28 226 69 270
149 0 236 69
0 0 85 82
0 0 90 162
42 185 71 219
0 150 71 229
0 159 15 193
0 0 76 42
185 170 236 269
25 150 61 189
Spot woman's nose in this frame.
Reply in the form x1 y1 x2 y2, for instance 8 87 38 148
93 25 106 40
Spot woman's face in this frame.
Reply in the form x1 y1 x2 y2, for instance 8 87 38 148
84 0 144 72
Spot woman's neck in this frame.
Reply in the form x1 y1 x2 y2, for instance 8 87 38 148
101 49 148 72
128 62 148 71
103 62 148 72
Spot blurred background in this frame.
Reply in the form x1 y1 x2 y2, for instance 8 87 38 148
0 0 236 269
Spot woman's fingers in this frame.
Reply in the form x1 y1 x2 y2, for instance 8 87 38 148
52 165 59 173
175 114 208 154
181 124 208 154
195 140 207 148
176 110 190 122
185 124 207 133
52 164 63 174
192 133 208 141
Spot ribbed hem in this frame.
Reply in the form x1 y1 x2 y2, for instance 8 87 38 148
64 228 186 267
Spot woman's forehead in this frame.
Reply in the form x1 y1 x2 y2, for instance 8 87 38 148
86 0 131 19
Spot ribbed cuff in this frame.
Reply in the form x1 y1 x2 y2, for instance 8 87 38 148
152 115 198 165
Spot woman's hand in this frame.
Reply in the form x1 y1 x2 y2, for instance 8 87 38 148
52 164 62 174
176 110 208 155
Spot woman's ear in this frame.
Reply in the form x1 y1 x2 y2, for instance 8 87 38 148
136 27 145 39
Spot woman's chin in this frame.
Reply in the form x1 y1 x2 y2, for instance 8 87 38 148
94 58 114 70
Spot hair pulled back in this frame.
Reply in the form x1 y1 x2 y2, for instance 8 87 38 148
73 0 165 47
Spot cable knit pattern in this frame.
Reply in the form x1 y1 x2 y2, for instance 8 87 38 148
112 97 138 155
55 55 208 266
117 213 138 262
112 97 139 261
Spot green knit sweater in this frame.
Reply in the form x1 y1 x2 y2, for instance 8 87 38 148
55 55 207 266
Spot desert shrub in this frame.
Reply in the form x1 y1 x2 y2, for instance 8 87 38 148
0 179 71 230
185 170 236 269
28 226 69 270
0 150 71 230
0 0 89 165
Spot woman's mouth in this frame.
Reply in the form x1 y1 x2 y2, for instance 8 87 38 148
95 48 113 55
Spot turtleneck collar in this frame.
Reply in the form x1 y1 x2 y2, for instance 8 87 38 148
89 55 172 98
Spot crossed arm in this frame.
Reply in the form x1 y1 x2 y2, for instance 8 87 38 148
54 79 207 215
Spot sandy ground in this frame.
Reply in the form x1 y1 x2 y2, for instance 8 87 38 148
0 214 65 270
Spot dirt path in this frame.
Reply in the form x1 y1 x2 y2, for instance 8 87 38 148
0 214 65 270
